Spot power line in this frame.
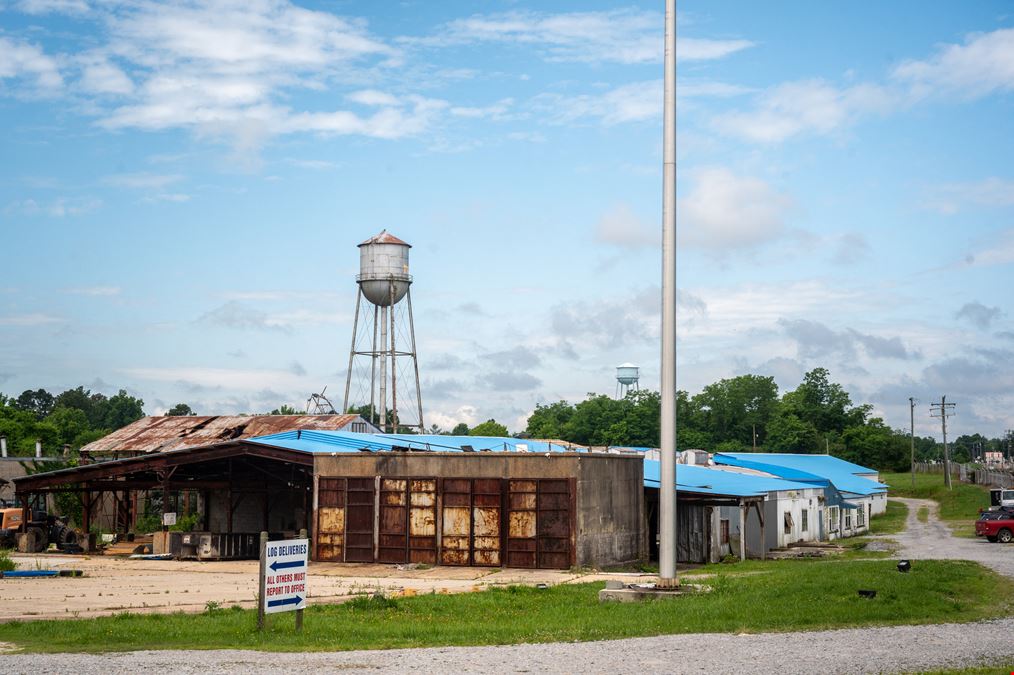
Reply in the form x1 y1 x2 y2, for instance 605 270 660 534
929 396 956 491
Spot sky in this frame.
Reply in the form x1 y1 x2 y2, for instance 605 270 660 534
1 1 1012 440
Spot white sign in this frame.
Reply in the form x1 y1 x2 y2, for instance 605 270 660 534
262 538 309 614
162 512 177 526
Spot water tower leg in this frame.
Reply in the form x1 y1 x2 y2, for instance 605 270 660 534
369 304 378 426
389 284 398 432
343 290 362 415
407 288 424 430
379 304 388 432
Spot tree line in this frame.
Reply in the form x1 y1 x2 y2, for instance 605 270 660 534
524 368 1002 472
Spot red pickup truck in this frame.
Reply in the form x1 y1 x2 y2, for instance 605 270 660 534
975 510 1014 543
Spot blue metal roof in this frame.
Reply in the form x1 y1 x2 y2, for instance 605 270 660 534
713 453 888 496
643 460 819 497
247 430 582 455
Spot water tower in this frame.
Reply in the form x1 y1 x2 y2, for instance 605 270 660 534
616 363 639 398
342 230 424 432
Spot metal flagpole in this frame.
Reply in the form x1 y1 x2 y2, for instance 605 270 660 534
658 0 678 589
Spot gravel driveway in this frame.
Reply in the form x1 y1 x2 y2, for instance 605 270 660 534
6 497 1012 674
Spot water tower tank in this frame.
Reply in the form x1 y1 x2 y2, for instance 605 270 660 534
358 230 412 307
616 363 639 385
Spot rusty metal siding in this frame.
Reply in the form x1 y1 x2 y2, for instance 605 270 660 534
378 478 408 563
471 479 503 567
316 477 346 562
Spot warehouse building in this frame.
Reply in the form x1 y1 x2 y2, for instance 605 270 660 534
13 430 645 569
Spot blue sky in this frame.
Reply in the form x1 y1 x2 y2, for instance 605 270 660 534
1 1 1012 438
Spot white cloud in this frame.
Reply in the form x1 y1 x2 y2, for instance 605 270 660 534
535 80 659 125
102 172 183 189
347 89 399 107
955 302 1003 330
0 37 63 93
962 228 1014 268
713 79 896 143
596 203 657 249
15 0 89 15
419 10 752 65
124 366 308 391
925 177 1014 214
679 168 793 250
64 286 121 296
894 28 1014 98
5 197 101 217
0 313 64 326
78 55 134 95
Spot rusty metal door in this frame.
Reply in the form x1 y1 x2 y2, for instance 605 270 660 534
408 479 437 564
378 477 438 564
440 478 503 567
440 478 472 565
378 478 408 563
316 477 346 562
471 479 502 566
536 479 572 569
506 480 538 568
344 477 376 563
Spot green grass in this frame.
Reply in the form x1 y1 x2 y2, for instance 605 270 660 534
918 506 930 523
0 549 15 573
869 499 909 535
0 559 1010 654
881 472 991 536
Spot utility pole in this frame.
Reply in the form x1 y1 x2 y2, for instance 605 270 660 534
909 397 916 489
930 396 956 490
657 0 678 590
752 424 757 451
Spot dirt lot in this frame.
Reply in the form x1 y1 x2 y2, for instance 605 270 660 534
0 553 651 622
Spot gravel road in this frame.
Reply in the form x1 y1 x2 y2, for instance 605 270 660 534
5 497 1012 674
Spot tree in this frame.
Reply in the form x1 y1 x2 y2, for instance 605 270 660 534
451 422 470 436
525 401 575 440
15 388 55 420
781 368 863 435
165 403 196 417
101 389 145 429
270 404 302 416
48 407 90 447
469 419 508 437
691 375 779 448
765 409 820 453
841 419 909 472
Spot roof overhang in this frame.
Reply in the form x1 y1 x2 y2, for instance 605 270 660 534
14 441 313 494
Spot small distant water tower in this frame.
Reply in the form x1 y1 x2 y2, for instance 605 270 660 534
616 363 639 398
343 230 424 432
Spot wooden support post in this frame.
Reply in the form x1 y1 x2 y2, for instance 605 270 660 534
82 490 92 548
296 527 306 632
257 530 268 631
227 459 233 534
753 501 766 560
739 501 747 562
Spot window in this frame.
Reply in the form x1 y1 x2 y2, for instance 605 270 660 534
844 510 853 530
720 519 730 545
801 509 808 532
857 505 866 527
783 511 794 535
828 506 840 532
350 422 367 433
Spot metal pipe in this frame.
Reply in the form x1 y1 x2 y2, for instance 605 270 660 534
658 0 678 588
1 435 7 458
35 439 42 458
370 303 378 426
390 283 398 433
909 397 915 489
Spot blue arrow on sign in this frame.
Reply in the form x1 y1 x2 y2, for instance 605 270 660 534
267 595 303 608
270 559 306 572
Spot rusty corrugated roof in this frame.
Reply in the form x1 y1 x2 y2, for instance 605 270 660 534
81 414 366 455
359 229 410 247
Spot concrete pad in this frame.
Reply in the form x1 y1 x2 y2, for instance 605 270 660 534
0 553 598 622
598 583 710 603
